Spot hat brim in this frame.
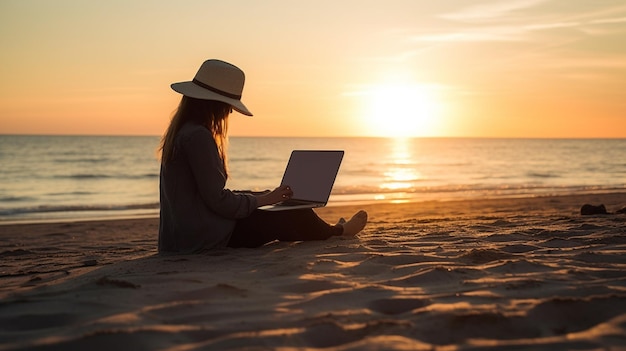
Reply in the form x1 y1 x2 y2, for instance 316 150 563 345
171 81 253 116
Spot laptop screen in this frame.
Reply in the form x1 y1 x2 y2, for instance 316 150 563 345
280 150 344 203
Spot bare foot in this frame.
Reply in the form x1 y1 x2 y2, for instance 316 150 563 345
340 210 368 236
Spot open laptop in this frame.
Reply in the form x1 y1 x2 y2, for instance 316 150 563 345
259 150 344 211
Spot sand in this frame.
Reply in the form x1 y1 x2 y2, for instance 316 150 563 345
1 193 626 350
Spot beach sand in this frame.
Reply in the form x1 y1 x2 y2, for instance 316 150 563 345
1 193 626 350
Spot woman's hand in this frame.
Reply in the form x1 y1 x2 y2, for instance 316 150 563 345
255 185 293 207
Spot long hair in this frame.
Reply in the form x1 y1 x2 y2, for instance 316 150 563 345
160 96 231 176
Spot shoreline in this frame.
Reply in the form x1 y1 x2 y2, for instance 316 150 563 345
2 190 625 226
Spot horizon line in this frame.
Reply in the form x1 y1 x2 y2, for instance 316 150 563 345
1 133 625 140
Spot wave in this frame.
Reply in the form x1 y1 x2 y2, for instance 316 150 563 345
230 157 276 162
331 183 626 198
55 174 113 179
53 157 112 163
526 172 561 179
0 195 37 202
53 173 158 180
0 203 159 217
46 191 95 196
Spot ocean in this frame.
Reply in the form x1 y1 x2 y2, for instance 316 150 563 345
1 135 625 223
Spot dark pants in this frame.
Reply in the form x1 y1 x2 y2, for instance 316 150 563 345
228 209 343 248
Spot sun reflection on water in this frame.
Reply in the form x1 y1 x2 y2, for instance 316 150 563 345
381 138 420 191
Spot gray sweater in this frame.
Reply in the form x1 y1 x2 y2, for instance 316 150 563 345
158 122 257 253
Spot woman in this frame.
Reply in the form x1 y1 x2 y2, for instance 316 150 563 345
158 59 367 253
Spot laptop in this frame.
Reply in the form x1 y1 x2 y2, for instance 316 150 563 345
259 150 344 211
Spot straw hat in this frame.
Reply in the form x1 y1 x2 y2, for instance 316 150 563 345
171 59 252 116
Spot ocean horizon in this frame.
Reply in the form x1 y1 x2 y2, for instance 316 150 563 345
1 134 625 223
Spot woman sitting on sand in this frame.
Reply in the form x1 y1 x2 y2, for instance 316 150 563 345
158 59 367 253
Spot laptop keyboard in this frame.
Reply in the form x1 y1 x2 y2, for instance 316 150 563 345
278 199 315 206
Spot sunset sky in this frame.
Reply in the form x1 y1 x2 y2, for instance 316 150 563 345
1 0 625 138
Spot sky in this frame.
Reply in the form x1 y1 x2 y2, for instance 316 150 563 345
1 0 625 138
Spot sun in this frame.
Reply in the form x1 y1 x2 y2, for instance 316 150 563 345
362 82 443 138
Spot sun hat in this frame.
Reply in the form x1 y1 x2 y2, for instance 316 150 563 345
171 59 252 116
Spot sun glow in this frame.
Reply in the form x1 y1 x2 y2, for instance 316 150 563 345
362 82 444 138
